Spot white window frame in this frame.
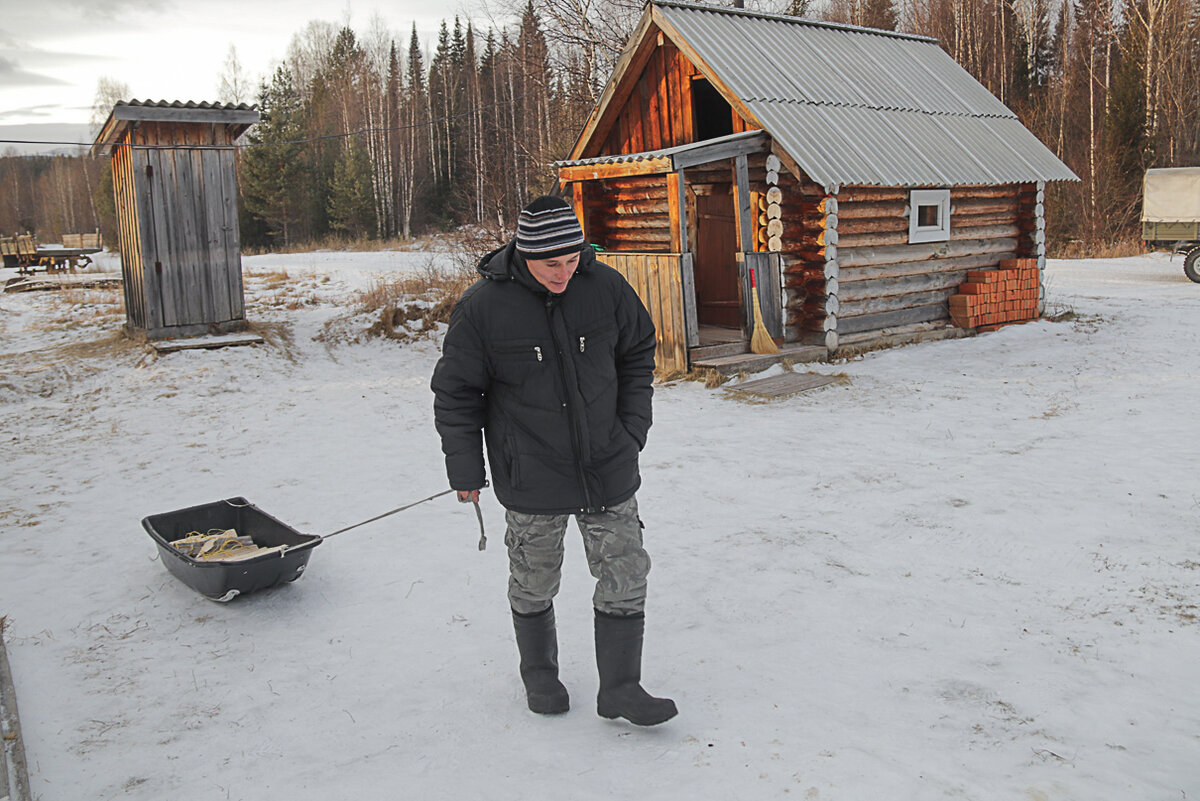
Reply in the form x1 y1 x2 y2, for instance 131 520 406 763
909 189 951 244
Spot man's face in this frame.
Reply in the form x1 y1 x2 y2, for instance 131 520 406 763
525 251 581 294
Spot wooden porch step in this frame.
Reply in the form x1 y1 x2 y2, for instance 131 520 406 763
691 343 826 376
726 372 839 399
688 340 750 360
150 332 265 353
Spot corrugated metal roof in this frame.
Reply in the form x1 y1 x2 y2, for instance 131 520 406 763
91 100 260 155
652 1 1077 189
118 100 257 111
554 129 765 168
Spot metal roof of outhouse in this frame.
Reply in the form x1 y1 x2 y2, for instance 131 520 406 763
91 100 259 156
569 2 1077 191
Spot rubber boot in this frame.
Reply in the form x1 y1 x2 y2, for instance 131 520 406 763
594 609 677 726
512 605 570 714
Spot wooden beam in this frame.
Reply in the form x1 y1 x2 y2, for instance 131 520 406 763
112 105 259 126
649 45 669 150
665 42 685 147
733 154 753 253
667 172 683 253
837 237 1020 269
769 142 807 188
558 157 673 183
570 182 588 242
680 251 699 347
0 619 32 801
836 303 948 335
670 131 771 170
837 249 1019 282
836 271 969 303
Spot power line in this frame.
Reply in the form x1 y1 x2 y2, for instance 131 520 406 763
0 88 547 152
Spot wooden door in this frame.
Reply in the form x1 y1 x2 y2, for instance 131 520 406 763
694 192 741 329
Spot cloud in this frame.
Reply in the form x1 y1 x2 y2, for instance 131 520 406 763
0 104 66 121
1 0 167 46
0 57 70 88
31 0 170 24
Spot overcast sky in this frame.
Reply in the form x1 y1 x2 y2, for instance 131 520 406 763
0 0 492 154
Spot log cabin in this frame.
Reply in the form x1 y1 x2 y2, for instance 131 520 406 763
92 100 259 341
555 1 1078 374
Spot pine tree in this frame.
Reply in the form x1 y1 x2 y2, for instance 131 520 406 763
461 23 484 224
478 28 511 229
327 140 377 237
240 67 306 247
398 23 429 237
517 1 554 204
383 40 401 237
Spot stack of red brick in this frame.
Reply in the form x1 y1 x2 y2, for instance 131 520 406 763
949 258 1040 329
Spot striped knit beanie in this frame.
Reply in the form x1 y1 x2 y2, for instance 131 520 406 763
515 195 585 260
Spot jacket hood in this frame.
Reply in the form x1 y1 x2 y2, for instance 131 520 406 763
477 240 595 295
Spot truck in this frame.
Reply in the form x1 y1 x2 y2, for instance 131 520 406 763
1142 167 1200 283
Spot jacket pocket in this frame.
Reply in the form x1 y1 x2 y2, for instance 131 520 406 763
489 338 558 410
505 435 523 490
575 322 617 356
573 323 619 404
491 340 545 369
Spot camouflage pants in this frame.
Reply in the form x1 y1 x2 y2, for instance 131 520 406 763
504 496 651 617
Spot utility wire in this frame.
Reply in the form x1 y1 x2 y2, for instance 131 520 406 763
0 87 547 151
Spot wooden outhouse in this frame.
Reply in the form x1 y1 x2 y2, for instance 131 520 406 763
557 2 1078 374
92 101 259 340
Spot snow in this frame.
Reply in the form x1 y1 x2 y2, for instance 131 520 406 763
1 249 1198 800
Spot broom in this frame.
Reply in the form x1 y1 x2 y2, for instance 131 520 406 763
749 266 779 355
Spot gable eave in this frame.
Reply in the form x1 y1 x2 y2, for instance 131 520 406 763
567 7 659 161
569 4 768 162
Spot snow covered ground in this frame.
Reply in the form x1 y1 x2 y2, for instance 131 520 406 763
1 249 1197 800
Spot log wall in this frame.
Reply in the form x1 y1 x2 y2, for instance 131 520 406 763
585 174 672 252
777 179 1038 347
585 156 780 260
577 158 1040 353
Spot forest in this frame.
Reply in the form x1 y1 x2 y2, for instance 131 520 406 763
1 0 1198 256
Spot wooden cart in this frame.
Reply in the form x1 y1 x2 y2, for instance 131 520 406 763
1 232 103 274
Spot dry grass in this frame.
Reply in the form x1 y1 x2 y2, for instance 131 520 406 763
242 232 454 256
23 285 125 332
681 367 731 388
243 269 332 312
358 258 476 319
1050 237 1149 260
249 269 292 289
319 255 478 345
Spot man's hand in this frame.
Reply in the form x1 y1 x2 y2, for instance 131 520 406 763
457 489 481 503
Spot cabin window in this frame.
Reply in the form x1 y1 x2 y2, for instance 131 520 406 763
909 189 950 244
692 78 734 141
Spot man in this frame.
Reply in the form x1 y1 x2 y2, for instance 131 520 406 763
431 195 677 726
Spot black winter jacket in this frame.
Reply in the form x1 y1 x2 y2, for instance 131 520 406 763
431 241 656 514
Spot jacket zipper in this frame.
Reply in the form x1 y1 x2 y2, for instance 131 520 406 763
546 297 593 512
493 344 543 362
579 336 585 353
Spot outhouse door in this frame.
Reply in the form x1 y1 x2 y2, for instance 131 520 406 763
139 148 246 335
694 192 742 330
